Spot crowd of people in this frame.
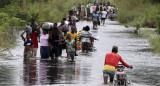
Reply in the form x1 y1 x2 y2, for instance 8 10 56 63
68 1 117 28
21 14 94 62
21 1 133 85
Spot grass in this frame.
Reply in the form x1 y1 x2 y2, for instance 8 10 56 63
110 0 160 55
0 0 94 48
140 29 155 35
149 34 160 54
112 0 160 28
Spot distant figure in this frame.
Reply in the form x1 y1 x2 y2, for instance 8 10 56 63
96 4 99 12
78 4 81 19
72 4 77 15
72 4 76 11
80 4 85 20
101 9 107 25
29 18 38 29
106 1 110 6
92 11 99 28
69 9 74 16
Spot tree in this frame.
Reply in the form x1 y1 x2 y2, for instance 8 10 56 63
0 0 14 8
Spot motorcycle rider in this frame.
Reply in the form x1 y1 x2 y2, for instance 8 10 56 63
103 46 133 85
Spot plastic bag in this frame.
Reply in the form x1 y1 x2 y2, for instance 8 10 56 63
26 26 32 35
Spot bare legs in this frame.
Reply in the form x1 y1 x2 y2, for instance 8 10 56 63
104 76 108 84
104 76 114 85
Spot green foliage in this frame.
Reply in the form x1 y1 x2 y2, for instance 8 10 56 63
0 0 15 7
133 21 141 33
156 15 160 34
149 34 160 54
113 0 159 28
9 17 26 28
0 13 9 25
135 21 141 30
0 0 94 48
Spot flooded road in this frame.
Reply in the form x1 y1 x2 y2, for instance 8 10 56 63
0 20 160 86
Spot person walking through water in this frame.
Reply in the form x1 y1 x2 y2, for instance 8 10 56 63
80 4 86 20
30 26 39 57
65 34 76 62
72 4 77 15
92 11 99 28
37 23 50 59
21 30 33 59
29 18 39 57
29 18 38 28
49 23 64 60
67 25 78 56
78 4 81 20
80 26 93 53
101 9 107 25
103 46 133 85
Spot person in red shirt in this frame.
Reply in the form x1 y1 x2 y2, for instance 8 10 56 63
103 46 133 85
30 26 39 57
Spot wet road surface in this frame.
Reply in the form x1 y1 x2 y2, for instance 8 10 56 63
0 20 160 86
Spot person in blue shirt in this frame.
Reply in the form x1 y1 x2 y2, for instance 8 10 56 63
92 11 99 28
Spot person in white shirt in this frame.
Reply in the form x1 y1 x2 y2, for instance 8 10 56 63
80 26 93 53
72 4 77 15
101 9 107 25
37 23 50 59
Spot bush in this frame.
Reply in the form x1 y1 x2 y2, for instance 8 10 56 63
149 34 160 54
0 0 94 48
0 13 9 24
156 15 160 34
114 0 159 28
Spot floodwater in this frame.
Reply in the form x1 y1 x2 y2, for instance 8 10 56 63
0 20 160 86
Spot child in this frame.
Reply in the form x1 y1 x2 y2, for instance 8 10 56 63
21 30 33 58
65 34 76 62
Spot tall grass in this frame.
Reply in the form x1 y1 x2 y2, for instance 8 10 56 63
113 0 160 28
22 0 93 23
110 0 160 55
149 34 160 54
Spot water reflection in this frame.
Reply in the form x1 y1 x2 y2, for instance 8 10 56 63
23 58 82 85
23 59 37 85
63 61 77 84
9 20 160 85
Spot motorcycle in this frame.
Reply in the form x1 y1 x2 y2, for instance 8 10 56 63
77 35 99 52
114 64 132 86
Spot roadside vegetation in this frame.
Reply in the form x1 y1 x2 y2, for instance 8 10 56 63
0 0 93 49
1 0 160 55
110 0 160 54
